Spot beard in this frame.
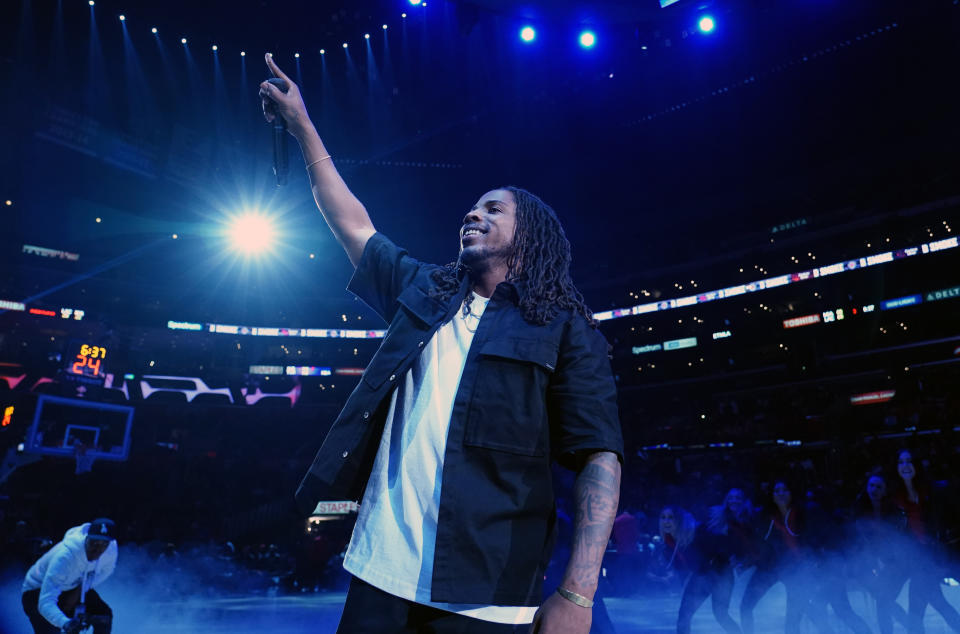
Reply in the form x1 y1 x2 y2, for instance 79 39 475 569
458 242 513 274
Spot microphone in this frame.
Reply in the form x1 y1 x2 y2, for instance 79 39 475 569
265 77 289 186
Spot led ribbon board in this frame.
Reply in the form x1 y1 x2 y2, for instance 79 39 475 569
593 236 958 323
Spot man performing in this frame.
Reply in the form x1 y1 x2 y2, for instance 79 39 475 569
260 53 622 633
21 518 117 634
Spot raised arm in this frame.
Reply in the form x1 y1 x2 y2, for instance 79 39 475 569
532 451 621 634
259 53 376 267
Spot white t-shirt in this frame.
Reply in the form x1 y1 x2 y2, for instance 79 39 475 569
344 292 537 625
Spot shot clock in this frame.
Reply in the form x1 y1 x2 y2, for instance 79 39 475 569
64 341 109 385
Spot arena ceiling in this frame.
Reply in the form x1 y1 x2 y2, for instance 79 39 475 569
0 0 957 323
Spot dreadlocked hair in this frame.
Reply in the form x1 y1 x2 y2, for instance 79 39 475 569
427 186 598 328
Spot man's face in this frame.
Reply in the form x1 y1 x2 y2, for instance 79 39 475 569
84 537 110 561
459 189 518 271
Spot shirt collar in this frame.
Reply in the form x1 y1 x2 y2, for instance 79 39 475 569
454 267 527 304
456 277 527 305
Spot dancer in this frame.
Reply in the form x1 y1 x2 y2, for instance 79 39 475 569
891 449 960 633
21 519 117 634
740 480 830 634
676 488 751 634
259 54 623 634
853 474 910 634
648 506 697 593
805 491 873 634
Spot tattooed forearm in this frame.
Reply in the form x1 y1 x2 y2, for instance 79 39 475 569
561 451 621 597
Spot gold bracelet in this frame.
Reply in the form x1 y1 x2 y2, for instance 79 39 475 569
556 586 594 608
305 155 332 170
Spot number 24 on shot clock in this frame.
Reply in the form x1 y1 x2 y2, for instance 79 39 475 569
72 344 107 377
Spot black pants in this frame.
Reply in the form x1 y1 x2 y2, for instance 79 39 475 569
677 568 741 634
337 576 530 633
740 563 832 634
811 561 872 634
22 587 112 634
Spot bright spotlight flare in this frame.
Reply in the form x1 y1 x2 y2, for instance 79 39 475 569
520 26 536 42
579 31 596 48
698 15 716 33
228 214 276 255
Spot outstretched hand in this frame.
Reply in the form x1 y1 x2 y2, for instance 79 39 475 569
529 592 592 634
259 54 312 137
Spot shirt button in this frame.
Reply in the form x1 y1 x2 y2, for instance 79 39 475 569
362 411 370 420
341 451 349 458
418 341 425 348
389 374 396 381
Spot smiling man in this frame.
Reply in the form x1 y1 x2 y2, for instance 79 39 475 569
260 54 622 634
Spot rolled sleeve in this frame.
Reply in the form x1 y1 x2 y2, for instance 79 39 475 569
548 317 623 470
347 232 427 323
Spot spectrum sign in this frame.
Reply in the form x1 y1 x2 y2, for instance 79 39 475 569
631 344 663 355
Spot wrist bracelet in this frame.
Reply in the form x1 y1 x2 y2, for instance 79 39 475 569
556 586 594 608
305 155 332 170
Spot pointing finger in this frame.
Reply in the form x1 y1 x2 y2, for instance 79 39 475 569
265 53 292 83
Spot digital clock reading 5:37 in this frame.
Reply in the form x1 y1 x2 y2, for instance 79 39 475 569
70 344 107 377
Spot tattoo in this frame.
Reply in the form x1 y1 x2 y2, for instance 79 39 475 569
562 451 621 596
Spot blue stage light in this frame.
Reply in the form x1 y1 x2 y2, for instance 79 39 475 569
212 45 218 51
295 52 300 58
241 51 246 57
382 24 388 29
320 49 326 55
408 0 421 4
118 14 125 21
364 33 370 39
401 13 407 18
151 27 158 34
342 42 348 49
88 0 94 5
181 37 187 44
698 16 715 33
520 26 536 42
579 31 596 48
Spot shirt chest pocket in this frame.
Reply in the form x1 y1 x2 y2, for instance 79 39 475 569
362 285 446 390
463 337 558 457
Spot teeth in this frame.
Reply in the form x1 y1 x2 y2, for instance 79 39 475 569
464 229 482 237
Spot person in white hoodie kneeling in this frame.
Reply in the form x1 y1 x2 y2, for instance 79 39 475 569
21 518 117 634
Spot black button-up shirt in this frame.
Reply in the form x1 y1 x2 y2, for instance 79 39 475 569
295 232 623 605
